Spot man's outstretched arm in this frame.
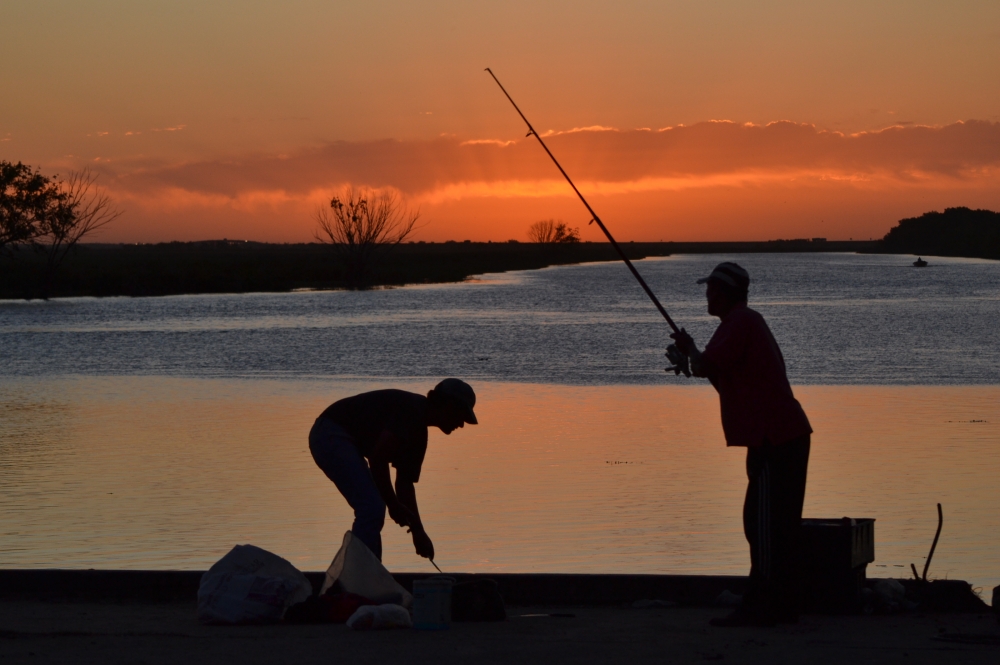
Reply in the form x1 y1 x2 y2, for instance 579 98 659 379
370 429 434 559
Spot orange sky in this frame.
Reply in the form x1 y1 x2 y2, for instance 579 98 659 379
2 1 999 242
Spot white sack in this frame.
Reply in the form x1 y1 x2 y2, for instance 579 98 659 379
873 578 906 603
319 531 413 608
346 604 413 630
197 544 312 624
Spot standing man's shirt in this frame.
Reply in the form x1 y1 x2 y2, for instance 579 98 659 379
701 305 812 448
320 389 428 482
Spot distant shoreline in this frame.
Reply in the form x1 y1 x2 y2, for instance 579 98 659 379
0 239 882 300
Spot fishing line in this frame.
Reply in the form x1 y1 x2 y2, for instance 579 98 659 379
485 68 681 335
486 69 691 377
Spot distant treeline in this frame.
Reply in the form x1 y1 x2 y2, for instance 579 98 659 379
878 207 1000 260
2 204 995 299
0 241 674 299
0 238 892 300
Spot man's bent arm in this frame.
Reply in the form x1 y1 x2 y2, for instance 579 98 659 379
688 346 718 380
395 477 422 530
369 459 399 510
672 329 717 380
370 429 411 523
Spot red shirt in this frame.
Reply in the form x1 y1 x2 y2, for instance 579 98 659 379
701 305 812 448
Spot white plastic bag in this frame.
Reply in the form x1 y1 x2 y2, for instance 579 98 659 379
346 604 413 630
873 578 906 604
320 531 413 608
197 544 312 624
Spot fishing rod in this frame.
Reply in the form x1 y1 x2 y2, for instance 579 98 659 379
485 68 690 376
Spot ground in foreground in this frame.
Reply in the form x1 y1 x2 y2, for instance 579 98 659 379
1 601 997 664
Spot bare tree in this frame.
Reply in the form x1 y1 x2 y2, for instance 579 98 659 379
314 187 420 286
527 219 580 244
527 219 555 243
34 169 122 298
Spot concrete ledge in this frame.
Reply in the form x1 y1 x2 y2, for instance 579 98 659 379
396 573 748 606
0 570 747 606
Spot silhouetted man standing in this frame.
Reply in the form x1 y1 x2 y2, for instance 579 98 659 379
671 262 811 627
309 378 478 562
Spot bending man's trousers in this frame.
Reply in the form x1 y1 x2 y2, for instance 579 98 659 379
309 417 387 560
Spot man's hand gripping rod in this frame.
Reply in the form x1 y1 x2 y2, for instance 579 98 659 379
485 68 690 377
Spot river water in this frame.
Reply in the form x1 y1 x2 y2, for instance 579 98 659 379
1 253 998 597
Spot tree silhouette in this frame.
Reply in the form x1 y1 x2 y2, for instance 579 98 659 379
0 161 57 256
881 207 1000 259
314 187 420 286
35 169 122 298
527 219 580 244
1 162 121 298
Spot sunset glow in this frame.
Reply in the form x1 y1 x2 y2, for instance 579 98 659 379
3 1 999 242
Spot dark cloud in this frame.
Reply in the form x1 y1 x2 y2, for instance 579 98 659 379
103 120 1000 201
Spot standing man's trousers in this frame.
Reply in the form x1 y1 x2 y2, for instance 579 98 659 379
743 434 810 615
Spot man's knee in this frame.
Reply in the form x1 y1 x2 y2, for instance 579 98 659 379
355 496 386 531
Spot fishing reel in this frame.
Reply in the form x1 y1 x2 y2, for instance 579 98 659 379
665 344 691 377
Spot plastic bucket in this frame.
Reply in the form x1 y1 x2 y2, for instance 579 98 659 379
412 577 453 630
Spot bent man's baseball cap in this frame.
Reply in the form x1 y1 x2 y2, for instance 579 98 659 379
696 262 750 291
434 378 478 424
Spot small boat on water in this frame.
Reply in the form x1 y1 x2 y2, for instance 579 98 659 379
913 257 928 267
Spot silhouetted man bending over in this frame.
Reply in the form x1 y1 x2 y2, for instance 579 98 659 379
309 378 478 562
671 262 812 627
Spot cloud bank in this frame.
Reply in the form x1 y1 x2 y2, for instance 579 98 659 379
86 120 1000 242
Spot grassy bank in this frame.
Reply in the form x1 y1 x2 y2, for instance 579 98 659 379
0 241 660 299
0 239 878 299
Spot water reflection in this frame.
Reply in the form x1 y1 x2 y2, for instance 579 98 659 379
2 253 1000 384
0 377 996 597
0 384 72 470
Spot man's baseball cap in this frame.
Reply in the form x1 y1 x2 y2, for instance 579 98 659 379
434 378 478 424
696 262 750 291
